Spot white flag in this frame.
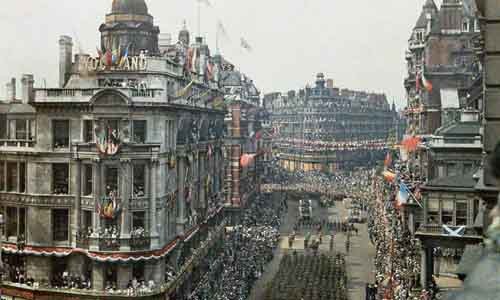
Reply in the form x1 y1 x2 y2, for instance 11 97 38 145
217 20 230 41
197 0 212 7
240 37 252 51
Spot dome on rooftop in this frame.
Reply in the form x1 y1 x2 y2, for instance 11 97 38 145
112 0 148 15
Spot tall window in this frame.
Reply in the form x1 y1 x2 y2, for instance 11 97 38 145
53 120 70 148
6 162 18 192
83 120 94 143
6 207 18 239
165 120 175 149
83 165 93 196
427 200 439 224
53 164 69 194
0 114 6 139
442 200 454 225
133 165 146 198
132 211 145 229
105 167 118 196
0 161 4 190
53 209 69 242
83 210 92 231
133 120 147 143
19 162 26 193
15 119 27 140
456 200 468 226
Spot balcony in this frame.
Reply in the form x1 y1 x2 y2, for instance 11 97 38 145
416 224 482 239
35 88 165 103
0 139 36 148
98 237 121 251
130 236 151 251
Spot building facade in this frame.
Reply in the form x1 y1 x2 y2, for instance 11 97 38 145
0 1 231 299
267 73 399 173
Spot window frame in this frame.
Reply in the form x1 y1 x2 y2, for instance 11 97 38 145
52 119 70 149
132 120 147 144
83 164 93 196
52 208 69 242
53 163 70 195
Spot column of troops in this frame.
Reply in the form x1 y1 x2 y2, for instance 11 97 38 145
263 253 348 300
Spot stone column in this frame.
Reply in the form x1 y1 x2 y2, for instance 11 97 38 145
73 159 82 247
150 159 159 248
231 145 241 207
92 261 105 291
117 264 132 289
420 247 427 289
176 157 186 235
120 159 131 251
92 160 101 234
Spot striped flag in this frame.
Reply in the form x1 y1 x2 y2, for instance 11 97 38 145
422 68 433 92
397 183 410 206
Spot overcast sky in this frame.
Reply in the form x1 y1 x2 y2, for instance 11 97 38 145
0 0 438 108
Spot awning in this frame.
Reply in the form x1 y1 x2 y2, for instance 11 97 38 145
2 239 179 263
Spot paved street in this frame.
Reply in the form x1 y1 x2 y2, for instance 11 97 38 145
248 193 375 300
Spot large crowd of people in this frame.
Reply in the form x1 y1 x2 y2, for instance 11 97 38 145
188 195 283 300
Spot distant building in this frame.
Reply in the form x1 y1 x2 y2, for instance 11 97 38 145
266 73 399 173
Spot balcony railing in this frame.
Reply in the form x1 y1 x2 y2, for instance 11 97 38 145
98 237 121 251
417 224 482 237
130 236 151 251
0 139 36 148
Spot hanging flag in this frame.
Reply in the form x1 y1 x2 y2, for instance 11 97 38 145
384 152 392 169
402 136 421 152
197 0 212 7
191 47 198 73
111 45 121 65
185 48 195 71
105 48 113 67
96 46 103 58
240 37 252 51
119 44 130 67
382 170 396 183
176 80 194 98
397 183 410 206
240 154 256 168
206 61 215 81
422 68 433 92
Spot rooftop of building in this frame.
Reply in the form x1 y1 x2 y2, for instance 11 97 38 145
424 172 476 190
435 121 481 137
111 0 149 15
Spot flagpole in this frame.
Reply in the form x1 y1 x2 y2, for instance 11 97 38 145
216 22 220 54
197 1 201 38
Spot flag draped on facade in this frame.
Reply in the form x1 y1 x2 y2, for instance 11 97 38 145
421 68 433 92
397 183 410 206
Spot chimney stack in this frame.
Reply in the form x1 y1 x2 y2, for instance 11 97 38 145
21 74 34 104
5 78 16 102
59 35 73 88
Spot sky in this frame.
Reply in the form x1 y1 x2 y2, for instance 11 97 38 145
0 0 438 108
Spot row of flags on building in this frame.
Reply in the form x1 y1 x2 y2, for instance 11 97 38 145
96 44 132 68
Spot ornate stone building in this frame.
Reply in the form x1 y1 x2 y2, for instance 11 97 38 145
0 1 229 299
267 73 399 173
